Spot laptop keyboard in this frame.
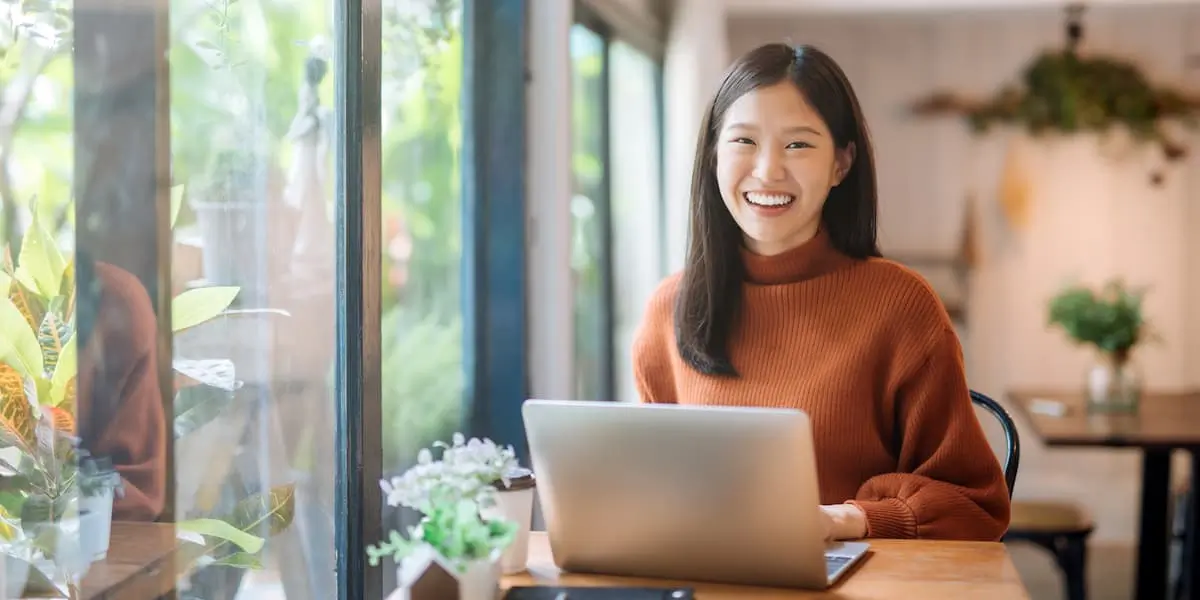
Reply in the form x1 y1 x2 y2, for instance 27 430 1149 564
825 554 853 578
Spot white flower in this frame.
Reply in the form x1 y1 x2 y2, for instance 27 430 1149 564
379 433 520 512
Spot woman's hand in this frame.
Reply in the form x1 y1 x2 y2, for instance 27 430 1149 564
819 504 868 541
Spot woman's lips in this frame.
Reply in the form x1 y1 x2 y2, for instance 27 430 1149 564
744 191 795 215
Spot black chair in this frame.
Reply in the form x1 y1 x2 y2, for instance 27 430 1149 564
971 389 1020 498
971 389 1093 600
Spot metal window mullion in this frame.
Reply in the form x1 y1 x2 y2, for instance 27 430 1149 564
598 33 616 404
333 0 383 596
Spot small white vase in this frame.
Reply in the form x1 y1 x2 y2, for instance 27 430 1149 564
79 490 114 561
481 468 535 574
454 556 502 600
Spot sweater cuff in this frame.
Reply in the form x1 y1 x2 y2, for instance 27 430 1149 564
847 498 918 539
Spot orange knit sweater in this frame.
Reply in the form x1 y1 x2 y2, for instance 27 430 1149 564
632 230 1010 541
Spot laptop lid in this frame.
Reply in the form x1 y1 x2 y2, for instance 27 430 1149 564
522 399 834 589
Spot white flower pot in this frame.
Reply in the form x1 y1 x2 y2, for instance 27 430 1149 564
452 556 502 600
481 468 535 575
79 490 114 561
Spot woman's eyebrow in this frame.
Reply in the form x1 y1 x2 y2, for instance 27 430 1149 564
723 122 822 136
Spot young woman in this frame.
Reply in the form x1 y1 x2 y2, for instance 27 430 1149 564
633 43 1010 542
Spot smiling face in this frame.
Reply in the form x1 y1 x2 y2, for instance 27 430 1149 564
715 80 854 256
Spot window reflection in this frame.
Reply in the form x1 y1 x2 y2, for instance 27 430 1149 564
2 0 340 597
167 0 337 595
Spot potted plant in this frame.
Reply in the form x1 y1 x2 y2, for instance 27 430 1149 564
369 434 532 599
1048 279 1149 414
74 451 123 561
0 206 297 595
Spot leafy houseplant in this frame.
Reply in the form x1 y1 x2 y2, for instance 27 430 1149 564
1048 279 1148 414
911 9 1200 186
0 203 296 596
369 434 521 599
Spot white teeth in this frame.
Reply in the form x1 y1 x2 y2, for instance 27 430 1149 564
745 192 794 207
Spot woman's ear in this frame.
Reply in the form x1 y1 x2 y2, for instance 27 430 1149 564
834 142 856 185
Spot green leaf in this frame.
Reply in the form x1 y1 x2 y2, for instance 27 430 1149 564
177 518 265 554
0 297 43 378
0 270 10 298
0 491 24 516
211 552 263 569
13 207 66 299
172 382 237 438
172 286 239 333
227 484 296 538
171 184 184 230
49 335 75 406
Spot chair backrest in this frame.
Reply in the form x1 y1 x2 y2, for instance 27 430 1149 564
969 389 1020 499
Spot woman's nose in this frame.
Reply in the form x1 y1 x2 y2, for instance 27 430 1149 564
752 148 786 182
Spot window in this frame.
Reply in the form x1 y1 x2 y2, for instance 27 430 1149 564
0 0 525 597
608 40 665 406
569 23 612 403
569 8 665 404
376 0 468 589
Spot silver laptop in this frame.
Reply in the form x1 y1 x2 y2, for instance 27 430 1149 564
522 399 870 590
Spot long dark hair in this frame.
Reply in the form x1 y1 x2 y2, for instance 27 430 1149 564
674 43 881 377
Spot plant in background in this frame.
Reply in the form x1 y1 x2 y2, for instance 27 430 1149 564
1048 279 1148 363
367 433 518 572
0 203 296 593
910 5 1200 186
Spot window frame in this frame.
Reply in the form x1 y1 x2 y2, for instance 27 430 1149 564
333 0 383 596
462 0 530 460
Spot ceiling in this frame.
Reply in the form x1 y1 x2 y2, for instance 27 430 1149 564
725 0 1200 15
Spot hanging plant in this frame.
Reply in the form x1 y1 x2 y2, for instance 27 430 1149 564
910 5 1200 186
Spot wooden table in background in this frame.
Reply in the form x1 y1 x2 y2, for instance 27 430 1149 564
1008 389 1200 600
502 532 1029 599
78 522 181 600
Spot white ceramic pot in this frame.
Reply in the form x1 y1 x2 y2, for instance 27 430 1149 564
481 468 535 574
454 555 502 600
79 489 114 561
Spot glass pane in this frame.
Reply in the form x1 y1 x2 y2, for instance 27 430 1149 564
569 23 608 402
376 0 466 588
168 0 338 597
609 41 663 404
0 0 343 598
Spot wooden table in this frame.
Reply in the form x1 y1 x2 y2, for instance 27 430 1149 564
1008 389 1200 600
50 522 179 600
502 532 1029 599
15 522 180 599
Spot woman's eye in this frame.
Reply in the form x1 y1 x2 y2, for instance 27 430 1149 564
730 137 755 145
786 141 812 149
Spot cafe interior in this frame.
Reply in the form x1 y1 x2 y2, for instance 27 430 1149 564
0 0 1198 598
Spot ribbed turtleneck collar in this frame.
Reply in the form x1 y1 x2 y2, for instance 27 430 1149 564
740 229 854 285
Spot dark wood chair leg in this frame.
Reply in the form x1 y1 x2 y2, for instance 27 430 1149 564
1054 534 1089 600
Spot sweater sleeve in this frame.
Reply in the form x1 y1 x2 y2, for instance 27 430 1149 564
631 275 679 405
847 326 1011 541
